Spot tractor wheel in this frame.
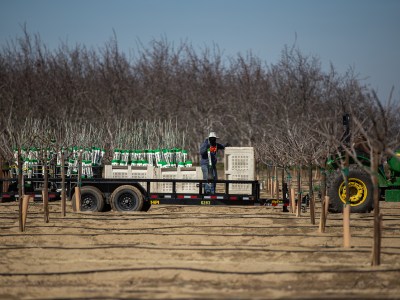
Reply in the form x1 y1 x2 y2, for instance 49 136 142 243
71 186 105 212
326 165 374 213
110 185 143 212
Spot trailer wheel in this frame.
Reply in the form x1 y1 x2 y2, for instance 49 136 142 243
110 185 143 212
71 186 105 212
326 165 374 213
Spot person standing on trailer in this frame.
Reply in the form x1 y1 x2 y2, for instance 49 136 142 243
199 132 229 194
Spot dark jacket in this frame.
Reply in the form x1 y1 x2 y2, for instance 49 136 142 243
199 139 226 166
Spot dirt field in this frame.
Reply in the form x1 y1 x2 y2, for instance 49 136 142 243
1 200 400 299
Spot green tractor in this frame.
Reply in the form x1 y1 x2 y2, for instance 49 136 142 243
325 150 400 213
325 114 400 213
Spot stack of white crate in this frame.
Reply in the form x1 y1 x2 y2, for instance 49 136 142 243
155 167 202 193
103 165 157 191
156 167 178 193
103 165 130 179
224 147 255 194
131 166 158 191
177 167 202 193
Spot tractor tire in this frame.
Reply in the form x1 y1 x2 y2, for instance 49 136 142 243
110 185 143 212
326 165 374 213
71 186 105 212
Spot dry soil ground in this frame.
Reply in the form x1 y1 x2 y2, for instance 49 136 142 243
0 200 400 299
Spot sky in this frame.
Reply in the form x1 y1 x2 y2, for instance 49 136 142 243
1 0 399 102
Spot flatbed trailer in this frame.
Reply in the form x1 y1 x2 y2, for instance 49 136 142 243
0 177 284 212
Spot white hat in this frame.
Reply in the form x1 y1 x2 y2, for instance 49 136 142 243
208 132 219 139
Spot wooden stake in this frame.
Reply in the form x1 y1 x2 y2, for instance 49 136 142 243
342 152 351 248
290 188 296 214
343 203 351 248
372 213 382 266
75 186 81 212
21 195 30 232
319 196 328 233
324 194 329 218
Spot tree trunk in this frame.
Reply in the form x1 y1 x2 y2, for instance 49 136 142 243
371 150 381 266
18 147 23 232
61 151 66 217
343 152 351 248
275 166 279 200
266 166 271 195
43 155 49 223
296 167 301 217
321 161 327 200
308 162 315 224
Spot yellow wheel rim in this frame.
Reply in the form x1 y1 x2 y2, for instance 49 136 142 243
338 178 368 206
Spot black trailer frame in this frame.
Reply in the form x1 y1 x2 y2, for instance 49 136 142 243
1 177 277 210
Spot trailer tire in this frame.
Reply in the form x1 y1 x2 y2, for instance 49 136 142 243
110 185 143 212
71 186 105 212
326 165 374 213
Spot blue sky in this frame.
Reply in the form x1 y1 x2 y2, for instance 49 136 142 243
1 0 399 102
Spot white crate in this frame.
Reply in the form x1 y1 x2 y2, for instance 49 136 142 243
103 165 130 179
131 166 157 191
103 165 157 191
177 167 202 193
155 167 202 193
224 147 255 194
156 168 178 193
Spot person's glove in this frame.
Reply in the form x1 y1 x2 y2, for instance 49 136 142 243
209 146 217 153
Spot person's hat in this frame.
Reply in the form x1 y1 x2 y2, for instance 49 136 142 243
208 132 219 139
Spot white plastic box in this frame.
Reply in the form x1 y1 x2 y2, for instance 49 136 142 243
177 167 202 193
155 167 202 193
156 168 178 193
103 165 157 191
224 147 255 194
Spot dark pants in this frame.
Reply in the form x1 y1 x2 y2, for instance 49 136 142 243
201 164 218 194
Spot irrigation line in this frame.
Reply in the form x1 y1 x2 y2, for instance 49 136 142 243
3 213 399 223
1 266 400 277
2 244 400 255
4 212 400 222
0 224 363 231
2 224 400 233
0 232 397 239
